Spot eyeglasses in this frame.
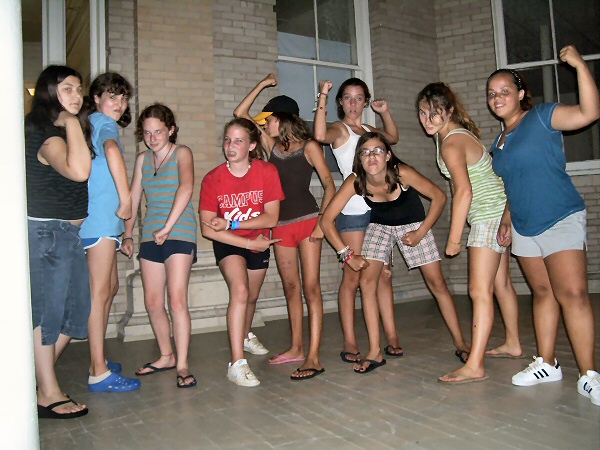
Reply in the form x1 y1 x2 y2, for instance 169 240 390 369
359 147 386 157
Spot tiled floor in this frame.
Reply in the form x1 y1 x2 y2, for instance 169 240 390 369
40 294 600 449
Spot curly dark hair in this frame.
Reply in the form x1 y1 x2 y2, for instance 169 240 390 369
84 72 134 127
136 103 179 144
487 69 533 111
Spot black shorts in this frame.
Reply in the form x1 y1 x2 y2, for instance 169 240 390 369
139 240 197 264
213 240 270 270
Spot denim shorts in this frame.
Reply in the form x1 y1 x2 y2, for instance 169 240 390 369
213 240 270 270
28 219 91 345
511 210 587 258
139 240 198 264
335 211 371 234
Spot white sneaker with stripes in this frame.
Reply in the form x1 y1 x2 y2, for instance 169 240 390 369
512 356 562 386
577 370 600 406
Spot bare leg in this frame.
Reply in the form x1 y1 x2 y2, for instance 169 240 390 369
243 269 268 337
291 237 324 377
420 261 469 352
438 248 499 382
86 239 118 376
377 265 401 353
354 259 385 371
269 244 305 362
34 328 86 414
486 250 522 357
544 250 596 373
136 258 176 373
337 230 364 359
518 256 560 363
164 252 194 382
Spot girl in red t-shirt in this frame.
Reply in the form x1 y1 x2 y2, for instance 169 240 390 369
200 118 283 387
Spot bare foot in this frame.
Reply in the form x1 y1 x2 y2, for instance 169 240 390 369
485 344 523 358
135 353 176 375
438 365 486 383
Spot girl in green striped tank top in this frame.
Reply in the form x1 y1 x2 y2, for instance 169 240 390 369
417 83 522 384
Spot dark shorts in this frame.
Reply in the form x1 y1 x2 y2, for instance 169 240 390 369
82 235 121 251
213 240 270 270
28 219 91 345
139 240 197 264
336 211 371 234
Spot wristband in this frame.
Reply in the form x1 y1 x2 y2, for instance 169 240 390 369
246 239 250 249
317 92 328 98
342 250 355 266
122 237 133 242
336 245 350 255
231 220 241 230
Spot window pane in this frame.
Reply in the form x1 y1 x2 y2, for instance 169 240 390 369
66 0 91 85
276 61 315 119
276 0 317 59
316 66 352 119
554 0 600 56
520 66 557 105
559 61 600 162
316 0 356 64
503 0 554 64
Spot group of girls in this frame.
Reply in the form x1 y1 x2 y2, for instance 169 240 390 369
26 65 199 420
25 41 599 421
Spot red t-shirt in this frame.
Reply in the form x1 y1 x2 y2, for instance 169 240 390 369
199 160 285 239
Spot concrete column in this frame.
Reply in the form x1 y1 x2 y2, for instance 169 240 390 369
0 0 40 448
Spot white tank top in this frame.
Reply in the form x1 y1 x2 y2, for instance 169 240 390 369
331 122 370 215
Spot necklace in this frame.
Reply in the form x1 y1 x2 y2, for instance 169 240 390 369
153 143 173 176
226 160 251 176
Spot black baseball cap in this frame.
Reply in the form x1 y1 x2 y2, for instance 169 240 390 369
253 95 299 125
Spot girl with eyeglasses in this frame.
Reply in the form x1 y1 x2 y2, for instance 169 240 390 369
320 132 460 374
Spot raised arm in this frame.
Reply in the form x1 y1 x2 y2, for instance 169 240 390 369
370 99 399 144
105 139 132 220
552 45 600 131
153 146 195 245
398 164 447 247
121 151 145 258
440 138 472 256
313 80 344 144
39 111 92 182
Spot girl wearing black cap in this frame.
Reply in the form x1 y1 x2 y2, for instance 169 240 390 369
235 73 336 380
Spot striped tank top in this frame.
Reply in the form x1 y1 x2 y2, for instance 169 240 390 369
141 146 197 244
436 128 506 224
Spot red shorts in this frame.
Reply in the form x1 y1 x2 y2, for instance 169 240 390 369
272 217 319 248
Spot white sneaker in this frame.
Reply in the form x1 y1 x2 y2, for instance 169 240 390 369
577 370 600 406
227 359 260 387
243 332 269 355
512 356 563 386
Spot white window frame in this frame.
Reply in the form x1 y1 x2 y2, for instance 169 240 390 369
277 0 375 124
42 0 106 77
491 0 600 176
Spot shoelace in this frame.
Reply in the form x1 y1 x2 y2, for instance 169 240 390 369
523 357 545 373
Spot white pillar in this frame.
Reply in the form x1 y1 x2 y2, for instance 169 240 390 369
0 0 40 448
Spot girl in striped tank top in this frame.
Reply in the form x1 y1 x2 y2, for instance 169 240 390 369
417 83 522 384
122 103 198 388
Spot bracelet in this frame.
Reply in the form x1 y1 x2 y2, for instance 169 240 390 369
225 219 232 231
231 220 241 230
122 237 133 242
317 92 328 98
342 250 355 266
336 245 350 255
246 239 250 249
448 239 462 246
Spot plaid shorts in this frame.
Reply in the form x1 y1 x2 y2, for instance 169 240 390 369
362 221 440 269
467 218 506 254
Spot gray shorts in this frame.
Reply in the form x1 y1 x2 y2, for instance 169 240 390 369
362 221 441 269
511 210 587 258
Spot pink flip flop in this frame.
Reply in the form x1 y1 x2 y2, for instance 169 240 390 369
268 353 305 365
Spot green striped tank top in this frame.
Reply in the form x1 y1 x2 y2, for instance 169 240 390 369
436 128 506 224
141 146 197 244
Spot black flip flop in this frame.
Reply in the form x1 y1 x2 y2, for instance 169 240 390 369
354 358 386 374
340 351 361 363
135 363 176 376
177 374 198 388
290 367 325 380
37 398 89 419
455 349 470 364
384 345 404 357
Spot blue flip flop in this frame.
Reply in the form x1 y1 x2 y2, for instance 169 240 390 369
88 372 142 392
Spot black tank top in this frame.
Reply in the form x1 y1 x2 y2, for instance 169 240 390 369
363 185 425 226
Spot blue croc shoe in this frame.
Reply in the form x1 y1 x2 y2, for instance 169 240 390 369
106 360 122 374
89 372 141 393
